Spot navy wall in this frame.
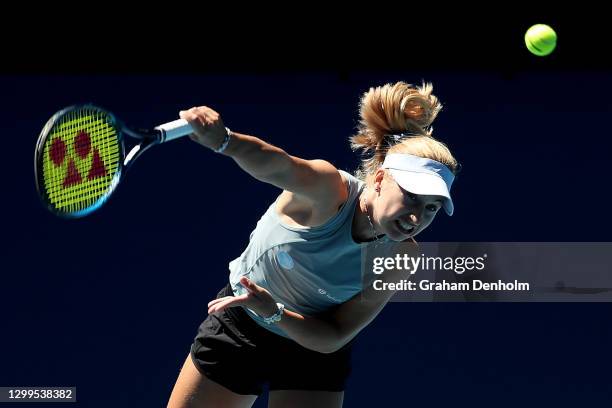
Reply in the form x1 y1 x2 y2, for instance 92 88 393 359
2 10 612 408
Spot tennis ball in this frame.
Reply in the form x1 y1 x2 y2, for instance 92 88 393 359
525 24 557 56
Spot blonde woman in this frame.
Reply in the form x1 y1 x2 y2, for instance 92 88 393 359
167 82 460 408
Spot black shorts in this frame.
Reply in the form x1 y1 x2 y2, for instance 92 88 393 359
190 284 353 396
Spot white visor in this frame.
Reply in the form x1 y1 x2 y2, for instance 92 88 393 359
381 153 455 216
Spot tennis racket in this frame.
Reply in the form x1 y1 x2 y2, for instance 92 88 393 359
34 104 194 218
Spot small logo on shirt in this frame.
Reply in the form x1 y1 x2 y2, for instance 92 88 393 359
318 288 341 302
276 251 294 270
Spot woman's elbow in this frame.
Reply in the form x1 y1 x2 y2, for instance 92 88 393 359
311 335 349 354
292 332 344 354
316 344 343 354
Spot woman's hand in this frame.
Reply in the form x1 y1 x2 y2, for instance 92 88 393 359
208 277 280 318
179 106 228 151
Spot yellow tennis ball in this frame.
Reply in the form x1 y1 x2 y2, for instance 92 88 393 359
525 24 557 56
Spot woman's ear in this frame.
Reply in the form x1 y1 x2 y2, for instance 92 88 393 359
374 169 385 193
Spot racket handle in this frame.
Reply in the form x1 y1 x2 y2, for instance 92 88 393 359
155 119 193 143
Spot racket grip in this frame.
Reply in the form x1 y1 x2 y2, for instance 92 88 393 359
155 119 193 143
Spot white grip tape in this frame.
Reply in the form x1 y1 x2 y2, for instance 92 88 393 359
155 119 193 142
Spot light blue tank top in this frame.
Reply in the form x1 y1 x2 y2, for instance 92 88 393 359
228 170 368 338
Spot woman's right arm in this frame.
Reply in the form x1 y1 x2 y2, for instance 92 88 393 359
180 106 345 210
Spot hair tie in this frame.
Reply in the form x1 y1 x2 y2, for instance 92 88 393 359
383 131 420 144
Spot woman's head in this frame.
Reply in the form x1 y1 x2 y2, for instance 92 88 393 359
350 81 460 241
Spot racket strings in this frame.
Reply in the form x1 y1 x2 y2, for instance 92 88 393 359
42 107 121 215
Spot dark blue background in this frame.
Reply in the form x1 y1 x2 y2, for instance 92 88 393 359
3 11 612 408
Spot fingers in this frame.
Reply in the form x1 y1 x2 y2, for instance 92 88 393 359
239 276 260 294
207 296 233 308
208 293 249 308
206 279 258 312
179 106 226 150
179 106 221 128
207 294 249 314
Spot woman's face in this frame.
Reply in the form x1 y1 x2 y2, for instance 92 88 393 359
371 171 444 242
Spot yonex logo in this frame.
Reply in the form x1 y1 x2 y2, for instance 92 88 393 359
49 130 107 188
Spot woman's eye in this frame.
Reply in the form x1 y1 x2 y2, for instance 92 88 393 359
427 205 439 212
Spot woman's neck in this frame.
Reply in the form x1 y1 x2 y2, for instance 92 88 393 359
352 189 382 243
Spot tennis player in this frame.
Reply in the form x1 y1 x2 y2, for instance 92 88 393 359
167 81 460 408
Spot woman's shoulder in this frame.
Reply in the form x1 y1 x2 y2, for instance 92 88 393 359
275 168 357 229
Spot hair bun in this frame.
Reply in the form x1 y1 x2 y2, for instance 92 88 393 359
351 81 442 154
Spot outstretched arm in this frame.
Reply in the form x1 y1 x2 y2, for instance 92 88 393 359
180 106 345 208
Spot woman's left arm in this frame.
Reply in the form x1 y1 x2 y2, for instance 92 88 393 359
323 269 408 351
207 277 345 353
209 263 413 354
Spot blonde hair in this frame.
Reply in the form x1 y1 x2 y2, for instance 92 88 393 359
350 81 459 182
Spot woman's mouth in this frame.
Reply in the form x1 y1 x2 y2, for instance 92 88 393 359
395 219 415 236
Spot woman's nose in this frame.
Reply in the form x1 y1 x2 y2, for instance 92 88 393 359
409 213 420 225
